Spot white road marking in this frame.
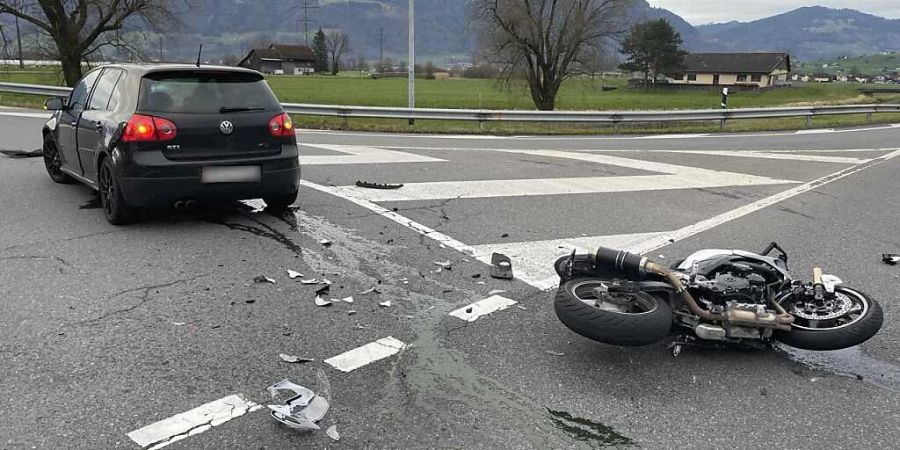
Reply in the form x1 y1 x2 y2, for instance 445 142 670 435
0 110 51 119
795 128 835 134
449 295 518 322
664 150 870 164
380 145 896 155
628 148 900 255
470 232 670 290
337 149 796 202
127 395 262 449
297 179 476 255
324 336 407 372
300 144 445 165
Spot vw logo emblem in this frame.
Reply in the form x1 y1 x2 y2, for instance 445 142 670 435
219 120 234 135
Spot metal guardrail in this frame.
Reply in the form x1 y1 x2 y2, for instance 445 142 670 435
4 81 900 127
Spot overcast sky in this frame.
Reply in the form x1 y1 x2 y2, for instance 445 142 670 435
647 1 900 24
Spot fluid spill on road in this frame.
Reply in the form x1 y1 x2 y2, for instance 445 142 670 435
779 345 900 392
78 197 102 210
547 409 635 448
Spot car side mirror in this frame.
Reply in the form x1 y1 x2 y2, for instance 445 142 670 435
44 97 66 111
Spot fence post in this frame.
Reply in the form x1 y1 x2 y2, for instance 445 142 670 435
806 115 812 128
867 112 873 123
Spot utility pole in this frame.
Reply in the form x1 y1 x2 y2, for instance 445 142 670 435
378 28 384 71
299 0 320 46
15 14 24 68
408 0 415 125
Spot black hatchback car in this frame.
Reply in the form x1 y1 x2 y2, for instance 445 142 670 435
42 64 300 224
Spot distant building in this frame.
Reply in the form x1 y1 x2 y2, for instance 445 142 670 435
238 44 316 75
812 73 833 83
669 52 791 88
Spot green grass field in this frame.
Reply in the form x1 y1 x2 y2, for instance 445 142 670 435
3 66 899 134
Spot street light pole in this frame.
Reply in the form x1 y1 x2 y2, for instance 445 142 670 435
408 0 415 125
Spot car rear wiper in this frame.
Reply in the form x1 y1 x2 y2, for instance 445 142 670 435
219 106 265 113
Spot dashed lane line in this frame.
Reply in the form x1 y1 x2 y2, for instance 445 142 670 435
324 336 408 373
127 394 262 449
449 295 518 322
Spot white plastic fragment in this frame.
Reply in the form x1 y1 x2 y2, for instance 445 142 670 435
254 276 276 284
545 350 565 357
287 270 305 279
488 289 506 296
434 260 452 269
379 300 392 308
326 425 340 441
320 239 332 246
301 278 332 286
266 373 331 431
315 296 333 307
280 354 314 364
361 287 381 294
342 296 354 304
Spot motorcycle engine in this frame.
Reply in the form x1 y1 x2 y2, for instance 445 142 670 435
703 271 768 305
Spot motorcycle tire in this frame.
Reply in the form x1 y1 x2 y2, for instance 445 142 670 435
774 286 884 351
554 278 673 346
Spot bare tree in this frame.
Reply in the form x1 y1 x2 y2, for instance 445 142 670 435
471 0 632 110
0 0 184 86
325 30 349 76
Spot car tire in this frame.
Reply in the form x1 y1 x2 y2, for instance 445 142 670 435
264 190 298 211
43 134 73 184
98 157 136 225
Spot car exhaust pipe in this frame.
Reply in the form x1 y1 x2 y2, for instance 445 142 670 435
591 246 794 330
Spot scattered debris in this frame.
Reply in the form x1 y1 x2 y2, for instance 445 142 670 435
488 289 506 296
0 148 42 158
315 285 331 297
315 296 333 307
434 261 452 270
500 233 509 238
341 296 355 304
379 300 392 308
490 253 514 280
544 350 566 357
465 307 473 313
884 254 900 265
477 281 486 285
320 239 333 247
326 425 341 441
301 278 333 286
266 372 331 431
280 354 315 364
254 276 276 284
515 305 528 310
172 322 187 326
442 289 454 294
287 270 305 279
355 180 404 190
361 287 381 295
245 299 257 304
399 278 409 285
760 387 767 396
347 310 357 316
471 274 482 279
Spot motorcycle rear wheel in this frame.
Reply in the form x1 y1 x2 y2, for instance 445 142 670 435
554 278 672 346
775 286 883 351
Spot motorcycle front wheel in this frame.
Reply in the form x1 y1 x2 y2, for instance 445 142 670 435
554 278 672 346
775 286 884 351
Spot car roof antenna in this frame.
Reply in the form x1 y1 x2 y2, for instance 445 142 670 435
196 44 203 67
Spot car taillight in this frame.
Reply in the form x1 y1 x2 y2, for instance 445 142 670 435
268 113 294 138
122 114 177 142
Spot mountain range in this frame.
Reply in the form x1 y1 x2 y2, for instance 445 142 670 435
3 2 900 63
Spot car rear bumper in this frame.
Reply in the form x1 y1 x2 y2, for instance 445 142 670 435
119 165 300 208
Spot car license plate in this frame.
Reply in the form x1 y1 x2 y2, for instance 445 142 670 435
201 166 261 184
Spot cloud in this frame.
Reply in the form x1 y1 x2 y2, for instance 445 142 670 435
647 0 900 24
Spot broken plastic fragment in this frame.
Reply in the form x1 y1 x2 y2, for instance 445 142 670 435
326 425 341 441
348 310 357 316
266 371 331 432
254 276 276 284
434 261 452 270
884 254 900 265
315 296 333 307
287 270 305 279
545 350 565 357
320 239 332 247
379 300 392 308
342 296 354 303
361 287 381 295
488 289 506 296
490 253 514 280
280 354 315 364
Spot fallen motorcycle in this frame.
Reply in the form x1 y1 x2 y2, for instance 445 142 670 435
553 243 883 356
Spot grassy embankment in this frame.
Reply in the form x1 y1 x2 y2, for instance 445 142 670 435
3 66 900 134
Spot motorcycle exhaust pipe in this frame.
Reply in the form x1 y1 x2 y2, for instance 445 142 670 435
591 246 794 327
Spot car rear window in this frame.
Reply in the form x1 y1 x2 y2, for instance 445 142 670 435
138 71 280 114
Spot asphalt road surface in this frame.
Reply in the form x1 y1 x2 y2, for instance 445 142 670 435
2 108 899 449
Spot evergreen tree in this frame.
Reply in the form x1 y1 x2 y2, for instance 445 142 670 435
312 29 328 73
620 19 687 85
